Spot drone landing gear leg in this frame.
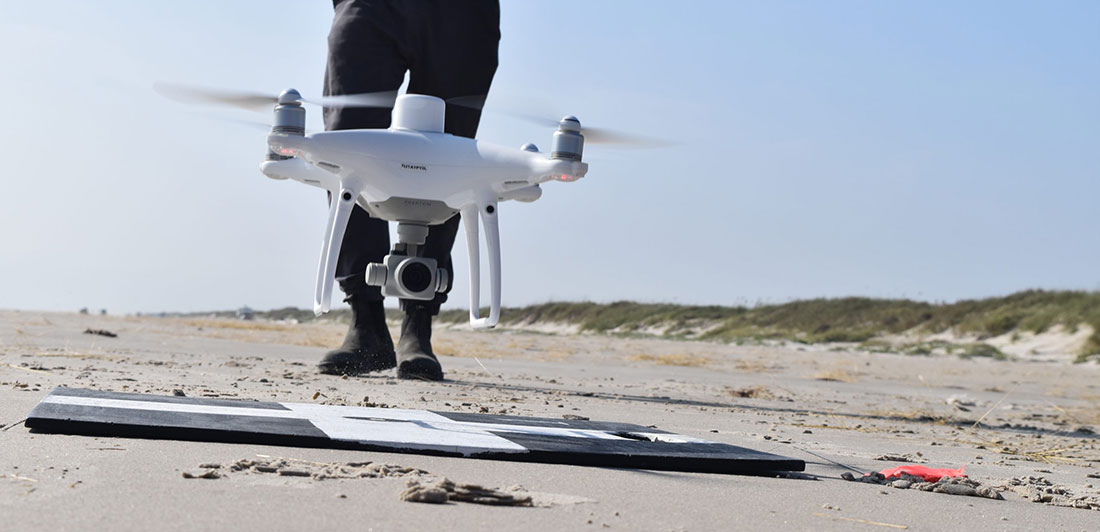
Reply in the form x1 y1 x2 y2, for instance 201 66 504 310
314 186 360 316
461 200 502 329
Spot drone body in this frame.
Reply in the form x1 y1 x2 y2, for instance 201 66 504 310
259 91 588 328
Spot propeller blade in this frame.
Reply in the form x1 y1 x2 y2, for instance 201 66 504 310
505 112 562 129
445 94 489 111
497 111 671 147
154 82 278 111
303 91 398 109
579 126 670 147
156 82 399 111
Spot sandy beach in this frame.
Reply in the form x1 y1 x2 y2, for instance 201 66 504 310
2 310 1098 531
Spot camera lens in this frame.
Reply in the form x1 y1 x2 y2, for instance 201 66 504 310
400 261 433 293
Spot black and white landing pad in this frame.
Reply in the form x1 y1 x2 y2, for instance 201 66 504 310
26 387 803 474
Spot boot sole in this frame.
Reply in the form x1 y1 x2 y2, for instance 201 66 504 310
318 355 397 376
318 363 397 376
396 359 444 381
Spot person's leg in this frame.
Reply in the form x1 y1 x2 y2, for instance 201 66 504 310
327 0 410 285
406 0 500 312
319 0 411 375
394 0 500 380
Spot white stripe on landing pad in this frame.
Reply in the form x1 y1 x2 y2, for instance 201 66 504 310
41 395 713 455
44 395 309 419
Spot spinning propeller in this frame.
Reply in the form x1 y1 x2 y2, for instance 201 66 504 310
154 82 665 147
499 112 666 147
153 82 398 111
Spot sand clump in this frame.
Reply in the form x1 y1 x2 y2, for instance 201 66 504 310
401 478 533 506
182 456 536 507
997 476 1100 511
843 471 1100 511
182 456 428 481
842 471 1003 500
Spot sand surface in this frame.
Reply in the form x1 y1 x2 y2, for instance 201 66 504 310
2 310 1099 531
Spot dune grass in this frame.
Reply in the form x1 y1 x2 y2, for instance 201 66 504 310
433 290 1100 359
181 289 1100 360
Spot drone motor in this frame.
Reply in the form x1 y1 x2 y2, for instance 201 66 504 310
266 88 306 163
550 116 584 162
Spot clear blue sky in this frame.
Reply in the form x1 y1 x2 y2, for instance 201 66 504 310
1 1 1097 314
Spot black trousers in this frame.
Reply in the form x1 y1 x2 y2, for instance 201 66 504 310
325 0 500 312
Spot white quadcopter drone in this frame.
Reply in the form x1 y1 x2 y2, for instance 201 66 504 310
158 85 643 329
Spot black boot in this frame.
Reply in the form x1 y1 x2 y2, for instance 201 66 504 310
318 278 396 376
396 303 444 381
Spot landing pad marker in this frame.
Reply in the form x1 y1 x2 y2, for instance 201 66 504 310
27 387 804 474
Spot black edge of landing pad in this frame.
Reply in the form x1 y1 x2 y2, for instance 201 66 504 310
26 387 804 474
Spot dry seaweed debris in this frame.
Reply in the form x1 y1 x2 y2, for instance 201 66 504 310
954 436 1086 464
811 513 909 530
726 385 774 400
811 369 859 383
83 328 118 338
